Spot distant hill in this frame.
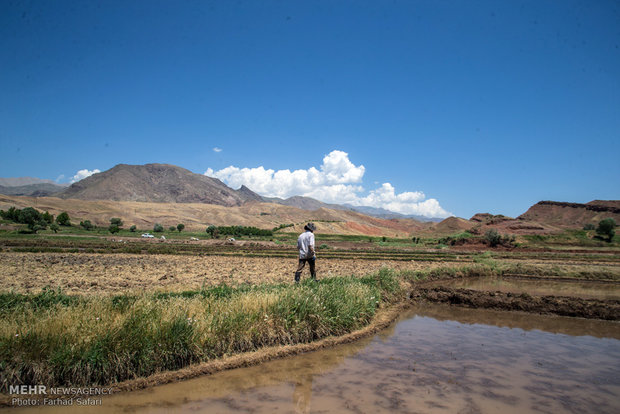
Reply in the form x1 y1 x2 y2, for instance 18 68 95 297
0 194 425 237
57 163 262 206
263 195 444 222
0 177 62 187
264 195 350 211
518 200 620 227
0 183 66 197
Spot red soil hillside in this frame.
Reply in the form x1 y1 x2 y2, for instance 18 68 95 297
518 200 620 228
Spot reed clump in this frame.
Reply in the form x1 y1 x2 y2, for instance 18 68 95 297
0 268 402 391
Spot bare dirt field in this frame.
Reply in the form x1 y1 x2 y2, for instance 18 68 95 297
0 252 450 294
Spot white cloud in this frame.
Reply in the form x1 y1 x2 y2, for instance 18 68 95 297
213 147 223 153
70 169 101 183
205 150 451 218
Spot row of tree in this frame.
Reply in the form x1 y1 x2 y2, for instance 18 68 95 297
206 225 273 238
0 207 70 233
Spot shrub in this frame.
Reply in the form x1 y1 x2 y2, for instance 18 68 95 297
50 223 59 233
56 212 71 226
110 217 123 227
596 218 616 242
129 225 137 232
153 223 164 233
169 226 176 232
108 224 120 234
583 223 595 230
177 223 185 233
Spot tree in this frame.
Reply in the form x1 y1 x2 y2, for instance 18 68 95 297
110 217 123 227
129 225 137 232
80 220 94 230
0 206 20 222
169 226 176 232
42 211 54 224
177 223 185 233
17 207 47 233
596 218 616 242
206 225 216 235
108 224 120 234
56 212 71 226
50 223 60 233
153 223 164 232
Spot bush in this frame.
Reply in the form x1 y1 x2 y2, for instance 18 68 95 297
56 212 71 226
168 226 176 232
153 223 164 233
80 220 94 230
484 229 502 247
177 223 185 233
110 217 123 227
108 224 120 234
596 218 616 242
129 225 137 232
50 223 59 233
583 223 595 230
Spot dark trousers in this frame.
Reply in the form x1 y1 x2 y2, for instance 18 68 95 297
295 257 316 282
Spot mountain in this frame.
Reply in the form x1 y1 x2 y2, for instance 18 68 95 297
0 177 62 187
518 200 620 227
0 177 68 197
57 163 261 206
0 183 66 197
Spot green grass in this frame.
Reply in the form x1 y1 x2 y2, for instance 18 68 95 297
0 269 403 391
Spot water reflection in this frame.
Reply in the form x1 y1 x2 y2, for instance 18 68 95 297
7 305 620 414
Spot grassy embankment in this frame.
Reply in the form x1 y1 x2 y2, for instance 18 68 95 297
0 269 403 392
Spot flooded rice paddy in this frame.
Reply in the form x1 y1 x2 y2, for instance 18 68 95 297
11 303 620 414
440 276 620 300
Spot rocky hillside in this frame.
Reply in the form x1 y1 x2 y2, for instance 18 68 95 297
57 164 261 206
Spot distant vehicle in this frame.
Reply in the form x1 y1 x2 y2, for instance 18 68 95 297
141 233 154 238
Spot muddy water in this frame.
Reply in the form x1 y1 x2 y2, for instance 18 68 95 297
9 304 620 414
440 276 620 300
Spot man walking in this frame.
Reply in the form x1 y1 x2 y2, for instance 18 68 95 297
295 222 317 283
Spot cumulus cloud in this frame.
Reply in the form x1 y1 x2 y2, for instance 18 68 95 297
213 147 223 153
205 150 451 218
70 169 101 183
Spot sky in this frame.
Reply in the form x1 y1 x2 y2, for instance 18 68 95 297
1 0 619 219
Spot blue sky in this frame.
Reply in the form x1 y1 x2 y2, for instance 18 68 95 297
1 0 619 218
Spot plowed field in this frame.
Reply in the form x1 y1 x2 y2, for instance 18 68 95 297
0 252 450 294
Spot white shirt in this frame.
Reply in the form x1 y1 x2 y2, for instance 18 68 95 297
297 231 315 259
